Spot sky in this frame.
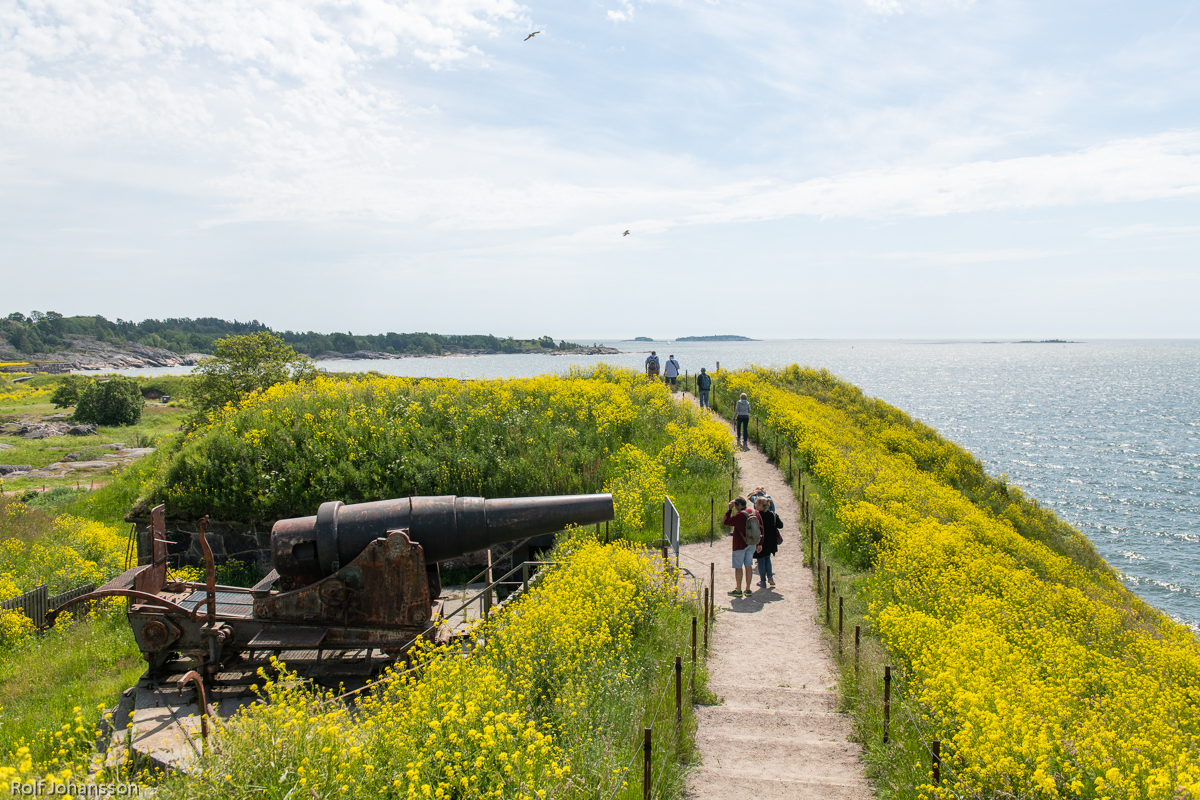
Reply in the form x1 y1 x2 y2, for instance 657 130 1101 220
1 0 1198 340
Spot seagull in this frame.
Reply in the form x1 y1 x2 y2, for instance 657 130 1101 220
623 230 630 236
524 31 540 41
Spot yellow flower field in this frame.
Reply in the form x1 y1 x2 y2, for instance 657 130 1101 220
718 367 1200 800
141 534 697 800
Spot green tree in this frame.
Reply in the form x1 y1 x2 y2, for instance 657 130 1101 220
50 375 92 409
190 332 316 416
73 377 145 426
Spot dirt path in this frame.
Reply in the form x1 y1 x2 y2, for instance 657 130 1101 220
676 393 871 799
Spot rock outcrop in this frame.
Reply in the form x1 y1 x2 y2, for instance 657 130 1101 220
3 335 208 371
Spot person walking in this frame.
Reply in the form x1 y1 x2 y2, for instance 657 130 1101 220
696 367 711 408
663 354 680 392
735 392 751 449
723 496 763 597
753 496 782 588
645 350 660 379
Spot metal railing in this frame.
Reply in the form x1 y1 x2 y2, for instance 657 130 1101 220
440 560 557 624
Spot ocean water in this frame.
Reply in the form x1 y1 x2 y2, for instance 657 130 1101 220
114 339 1200 630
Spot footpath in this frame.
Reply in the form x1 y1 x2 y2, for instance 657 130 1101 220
675 394 871 799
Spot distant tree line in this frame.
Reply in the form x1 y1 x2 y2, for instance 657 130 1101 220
1 311 580 357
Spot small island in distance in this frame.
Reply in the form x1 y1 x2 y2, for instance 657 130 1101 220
630 337 654 342
676 335 757 342
1017 339 1081 344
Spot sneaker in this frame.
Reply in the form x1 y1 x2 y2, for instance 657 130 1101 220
743 587 753 596
728 589 742 597
757 581 766 587
768 579 776 588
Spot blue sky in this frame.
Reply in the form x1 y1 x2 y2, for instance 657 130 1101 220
2 0 1198 339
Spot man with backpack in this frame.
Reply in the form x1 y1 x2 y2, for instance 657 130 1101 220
723 496 764 597
696 367 712 408
645 350 660 379
663 354 680 391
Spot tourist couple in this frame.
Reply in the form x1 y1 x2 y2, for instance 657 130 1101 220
722 490 783 596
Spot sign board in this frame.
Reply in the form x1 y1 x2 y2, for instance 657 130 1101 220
662 495 680 564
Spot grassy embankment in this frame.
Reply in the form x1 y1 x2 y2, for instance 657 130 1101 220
704 367 1200 800
3 366 732 792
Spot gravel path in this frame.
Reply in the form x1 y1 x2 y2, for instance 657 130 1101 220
676 394 872 799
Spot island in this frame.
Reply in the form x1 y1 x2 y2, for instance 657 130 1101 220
629 337 654 342
676 335 757 342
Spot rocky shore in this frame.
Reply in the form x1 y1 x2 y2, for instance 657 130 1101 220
0 335 206 371
0 337 622 373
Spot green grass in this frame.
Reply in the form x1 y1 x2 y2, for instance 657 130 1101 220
0 379 189 494
0 608 145 761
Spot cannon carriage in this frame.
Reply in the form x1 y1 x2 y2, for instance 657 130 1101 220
51 493 614 679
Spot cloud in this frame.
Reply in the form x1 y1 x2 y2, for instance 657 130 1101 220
875 249 1068 265
681 130 1200 225
1088 223 1200 239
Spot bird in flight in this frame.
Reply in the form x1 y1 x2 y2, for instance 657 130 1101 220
623 230 630 236
525 31 540 41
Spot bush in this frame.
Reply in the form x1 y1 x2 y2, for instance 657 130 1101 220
49 375 90 409
71 376 144 426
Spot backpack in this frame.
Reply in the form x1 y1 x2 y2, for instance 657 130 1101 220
647 355 659 370
697 372 711 390
742 512 762 547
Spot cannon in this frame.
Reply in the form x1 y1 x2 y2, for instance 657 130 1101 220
50 493 614 678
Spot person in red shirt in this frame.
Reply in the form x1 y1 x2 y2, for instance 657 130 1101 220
722 496 763 597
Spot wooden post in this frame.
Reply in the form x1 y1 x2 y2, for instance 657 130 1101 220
643 728 652 800
838 596 844 657
788 449 792 478
710 498 714 545
884 666 892 744
703 588 709 650
691 616 697 666
675 656 682 727
710 562 715 607
825 566 831 624
932 740 941 785
855 625 861 678
604 520 610 544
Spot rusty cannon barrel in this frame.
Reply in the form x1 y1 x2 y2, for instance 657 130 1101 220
271 493 614 581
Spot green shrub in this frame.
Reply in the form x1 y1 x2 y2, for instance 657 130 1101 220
72 376 144 426
49 375 90 409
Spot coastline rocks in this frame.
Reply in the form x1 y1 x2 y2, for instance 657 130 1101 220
16 336 208 372
549 346 620 356
0 465 32 475
315 350 402 361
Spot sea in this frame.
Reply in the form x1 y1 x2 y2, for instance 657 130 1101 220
116 339 1200 631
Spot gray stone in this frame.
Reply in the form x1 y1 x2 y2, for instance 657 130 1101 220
67 424 98 436
0 464 32 475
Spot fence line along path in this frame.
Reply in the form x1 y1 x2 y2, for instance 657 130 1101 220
676 393 871 800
